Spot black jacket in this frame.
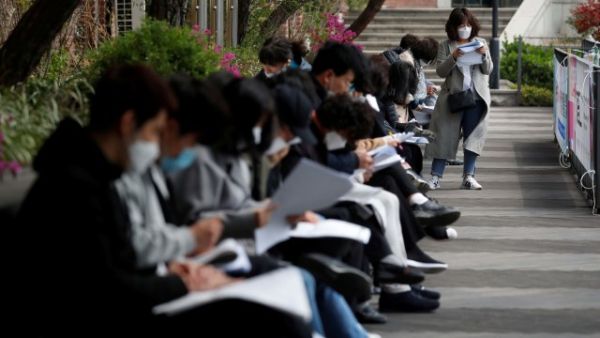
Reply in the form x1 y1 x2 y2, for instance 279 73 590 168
13 118 186 335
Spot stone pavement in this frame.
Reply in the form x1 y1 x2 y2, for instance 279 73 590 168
367 107 600 337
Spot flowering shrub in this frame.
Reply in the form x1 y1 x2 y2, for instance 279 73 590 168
0 77 91 174
310 13 362 52
87 19 241 80
569 0 600 41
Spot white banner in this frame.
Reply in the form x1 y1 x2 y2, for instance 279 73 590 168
572 56 594 171
553 52 569 153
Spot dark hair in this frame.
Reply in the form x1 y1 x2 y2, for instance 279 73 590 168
399 34 419 50
446 7 480 41
222 78 275 154
411 37 439 63
259 37 293 66
368 55 390 99
291 40 309 65
89 64 177 132
316 95 374 145
311 41 362 77
168 73 230 146
352 50 374 94
274 69 321 109
373 50 418 105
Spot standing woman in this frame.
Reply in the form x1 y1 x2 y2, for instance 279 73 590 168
426 7 492 190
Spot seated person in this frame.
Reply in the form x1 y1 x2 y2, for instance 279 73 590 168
13 64 311 337
255 36 292 87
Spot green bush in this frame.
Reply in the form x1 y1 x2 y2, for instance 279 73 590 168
0 77 92 167
347 0 368 11
521 85 553 107
87 19 221 80
501 38 553 90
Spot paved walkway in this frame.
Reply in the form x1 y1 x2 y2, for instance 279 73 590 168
368 107 600 337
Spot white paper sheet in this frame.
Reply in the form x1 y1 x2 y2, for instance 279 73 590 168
153 267 312 321
254 159 353 254
404 136 430 145
184 239 252 273
369 145 402 172
390 132 415 143
290 219 371 243
457 52 483 66
420 105 435 114
457 40 483 53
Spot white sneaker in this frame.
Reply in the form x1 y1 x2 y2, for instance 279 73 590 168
428 175 441 190
461 175 482 190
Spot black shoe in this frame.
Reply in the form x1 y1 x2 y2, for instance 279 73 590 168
378 290 440 313
405 169 431 194
353 303 387 324
446 159 464 166
374 262 425 285
406 248 448 274
296 253 372 303
411 200 461 227
411 285 441 300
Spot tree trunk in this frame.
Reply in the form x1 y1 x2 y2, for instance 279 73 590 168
237 0 251 44
347 0 385 38
259 0 312 37
147 0 190 26
0 0 80 87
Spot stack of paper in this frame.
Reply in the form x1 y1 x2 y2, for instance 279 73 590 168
153 267 312 321
457 40 484 66
254 159 354 254
184 239 252 273
368 145 402 172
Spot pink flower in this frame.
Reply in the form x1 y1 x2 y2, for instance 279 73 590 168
7 160 22 176
204 28 212 36
214 45 223 53
192 24 200 32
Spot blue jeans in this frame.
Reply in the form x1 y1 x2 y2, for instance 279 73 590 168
300 270 367 338
431 100 486 177
316 283 368 338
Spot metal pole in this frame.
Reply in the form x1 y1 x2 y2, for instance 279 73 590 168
516 36 522 92
197 0 208 30
231 0 238 47
490 0 500 89
216 0 224 46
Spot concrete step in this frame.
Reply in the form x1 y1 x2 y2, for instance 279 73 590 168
358 37 498 49
347 7 517 17
347 16 513 25
358 30 505 41
359 23 501 33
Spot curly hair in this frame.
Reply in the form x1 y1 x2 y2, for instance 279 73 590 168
316 95 374 145
411 37 439 63
446 7 481 41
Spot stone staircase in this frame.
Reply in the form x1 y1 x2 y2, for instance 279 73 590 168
347 7 520 105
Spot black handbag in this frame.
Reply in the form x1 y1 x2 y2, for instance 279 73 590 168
448 89 476 113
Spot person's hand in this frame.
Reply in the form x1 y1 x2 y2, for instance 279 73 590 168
287 211 320 225
266 146 290 166
169 262 239 292
363 168 374 183
427 85 435 96
452 48 464 60
190 218 224 254
255 200 277 228
476 45 487 55
386 137 400 147
355 149 374 169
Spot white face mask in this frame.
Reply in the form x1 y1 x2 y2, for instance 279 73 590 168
421 59 432 67
458 26 472 40
128 140 160 174
324 131 347 151
252 127 262 145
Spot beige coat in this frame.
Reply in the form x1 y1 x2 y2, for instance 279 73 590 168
425 37 493 160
